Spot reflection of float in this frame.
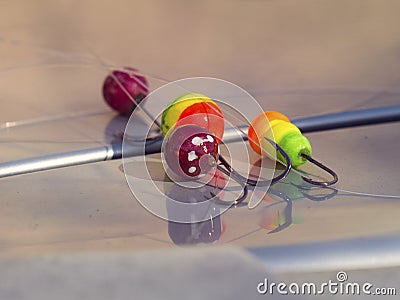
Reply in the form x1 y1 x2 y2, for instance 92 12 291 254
250 158 338 234
247 158 293 233
165 172 227 245
168 215 226 245
257 189 293 234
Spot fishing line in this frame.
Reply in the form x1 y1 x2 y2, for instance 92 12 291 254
0 36 399 200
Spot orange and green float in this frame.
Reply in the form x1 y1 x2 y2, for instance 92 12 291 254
248 111 312 167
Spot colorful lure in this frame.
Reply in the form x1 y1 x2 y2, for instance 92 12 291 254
161 93 225 143
101 66 336 197
102 67 149 115
162 124 218 180
249 111 311 167
160 93 295 205
248 111 338 186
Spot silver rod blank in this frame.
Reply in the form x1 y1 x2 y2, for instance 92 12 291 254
0 105 399 178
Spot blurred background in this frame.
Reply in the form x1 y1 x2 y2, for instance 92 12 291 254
2 0 400 113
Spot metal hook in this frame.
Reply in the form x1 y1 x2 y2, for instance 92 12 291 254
300 154 338 186
210 137 292 207
217 137 292 187
213 166 249 206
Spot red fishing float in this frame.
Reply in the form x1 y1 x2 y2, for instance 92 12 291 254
102 67 149 115
162 124 219 183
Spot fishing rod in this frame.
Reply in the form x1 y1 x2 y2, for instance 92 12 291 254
0 105 399 179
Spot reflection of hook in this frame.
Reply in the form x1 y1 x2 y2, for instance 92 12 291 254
225 186 294 242
211 168 249 206
211 137 293 207
300 154 338 186
299 187 338 202
257 159 339 202
289 177 338 201
265 189 293 234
